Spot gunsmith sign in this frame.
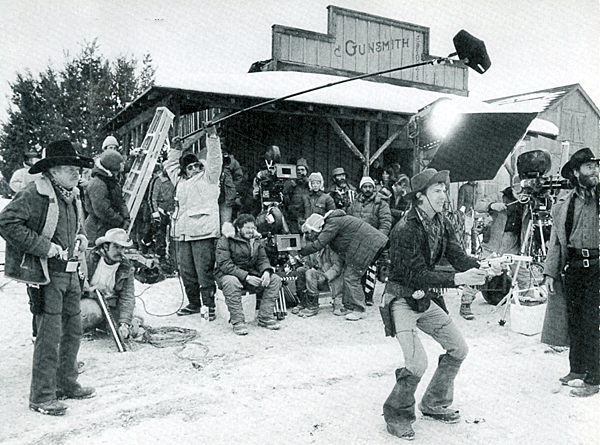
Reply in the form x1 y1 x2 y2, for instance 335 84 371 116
270 5 468 96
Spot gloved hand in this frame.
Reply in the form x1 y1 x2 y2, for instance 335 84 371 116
206 125 217 137
118 323 131 340
490 202 507 212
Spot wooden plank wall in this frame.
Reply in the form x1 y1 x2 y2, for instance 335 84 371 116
221 111 414 189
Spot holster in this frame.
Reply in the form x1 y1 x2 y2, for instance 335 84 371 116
27 285 45 315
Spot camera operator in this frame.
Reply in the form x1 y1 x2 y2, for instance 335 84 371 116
543 148 599 398
282 158 311 234
472 174 532 318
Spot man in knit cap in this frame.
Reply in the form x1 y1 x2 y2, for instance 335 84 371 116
298 172 335 228
84 149 131 244
348 176 393 236
101 136 119 151
283 158 311 233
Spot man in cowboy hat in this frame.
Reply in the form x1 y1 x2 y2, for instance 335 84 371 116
543 147 599 398
379 168 498 440
0 139 95 416
80 228 140 340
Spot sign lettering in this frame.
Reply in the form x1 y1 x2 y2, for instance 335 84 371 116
338 38 410 57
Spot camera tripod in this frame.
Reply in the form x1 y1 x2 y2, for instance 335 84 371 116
492 197 549 325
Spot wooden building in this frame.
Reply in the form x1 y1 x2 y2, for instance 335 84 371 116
487 84 600 178
106 6 550 189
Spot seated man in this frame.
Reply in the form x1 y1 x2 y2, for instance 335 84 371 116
292 218 344 317
215 214 283 335
80 228 140 340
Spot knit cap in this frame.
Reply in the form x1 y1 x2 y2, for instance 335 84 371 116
102 136 119 150
359 176 375 188
100 149 124 172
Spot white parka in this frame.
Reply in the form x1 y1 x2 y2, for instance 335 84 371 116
164 134 223 240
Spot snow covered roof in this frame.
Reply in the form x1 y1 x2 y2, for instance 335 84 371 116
116 70 557 137
147 70 534 115
485 84 600 118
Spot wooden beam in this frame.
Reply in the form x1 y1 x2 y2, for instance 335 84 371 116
370 126 404 165
116 95 173 137
363 121 371 176
327 117 366 164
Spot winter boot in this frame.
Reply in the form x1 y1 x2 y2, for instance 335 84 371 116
383 368 421 440
419 354 463 423
178 283 201 315
292 290 306 315
332 297 345 316
460 286 477 320
201 288 216 321
459 303 474 320
300 293 320 317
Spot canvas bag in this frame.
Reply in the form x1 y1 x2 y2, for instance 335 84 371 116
510 287 547 336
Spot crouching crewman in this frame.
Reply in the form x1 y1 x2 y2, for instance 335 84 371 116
80 228 140 340
215 214 283 335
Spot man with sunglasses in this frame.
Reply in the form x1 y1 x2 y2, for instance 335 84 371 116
165 126 222 320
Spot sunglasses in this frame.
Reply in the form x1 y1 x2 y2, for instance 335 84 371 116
186 162 202 172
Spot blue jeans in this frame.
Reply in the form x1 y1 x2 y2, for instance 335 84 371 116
218 274 282 325
31 271 82 404
390 297 468 378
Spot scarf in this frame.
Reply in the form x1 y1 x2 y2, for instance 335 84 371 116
47 173 75 204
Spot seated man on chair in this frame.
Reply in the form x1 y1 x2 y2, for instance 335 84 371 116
80 228 140 340
215 214 283 335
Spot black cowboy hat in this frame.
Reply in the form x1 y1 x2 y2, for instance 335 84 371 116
29 140 94 174
560 147 600 181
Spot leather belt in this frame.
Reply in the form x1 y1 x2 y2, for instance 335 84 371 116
566 256 599 269
568 247 599 258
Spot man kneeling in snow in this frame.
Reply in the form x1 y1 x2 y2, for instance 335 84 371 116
80 228 140 340
215 214 282 335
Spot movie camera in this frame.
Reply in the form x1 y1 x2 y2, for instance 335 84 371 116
516 150 570 207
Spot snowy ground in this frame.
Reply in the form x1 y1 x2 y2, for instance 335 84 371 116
0 196 598 445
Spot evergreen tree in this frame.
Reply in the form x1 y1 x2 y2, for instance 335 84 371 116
0 40 156 182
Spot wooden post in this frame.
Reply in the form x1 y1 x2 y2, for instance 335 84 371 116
363 121 371 176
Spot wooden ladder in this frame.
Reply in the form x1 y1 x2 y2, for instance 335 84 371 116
123 106 174 235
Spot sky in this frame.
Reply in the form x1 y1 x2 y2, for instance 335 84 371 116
1 0 599 125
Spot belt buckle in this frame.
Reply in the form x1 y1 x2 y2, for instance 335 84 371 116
583 259 590 268
582 249 590 258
